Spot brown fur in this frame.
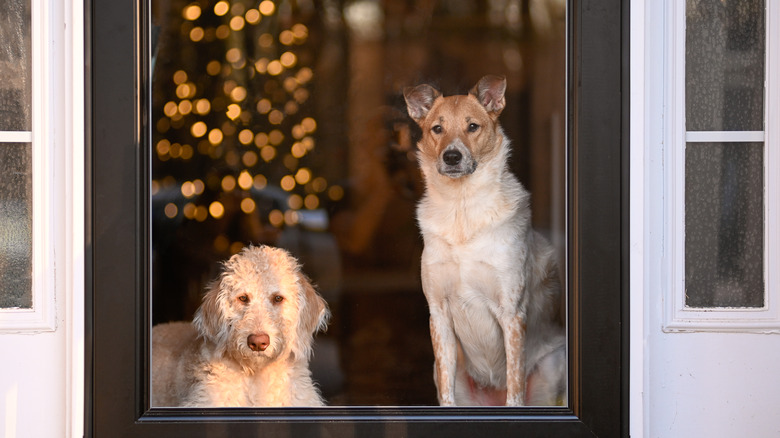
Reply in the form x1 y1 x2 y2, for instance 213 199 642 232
405 75 566 406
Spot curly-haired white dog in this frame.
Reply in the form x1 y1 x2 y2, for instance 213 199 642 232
152 245 330 407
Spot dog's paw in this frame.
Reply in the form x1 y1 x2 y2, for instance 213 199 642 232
438 394 457 407
505 395 524 407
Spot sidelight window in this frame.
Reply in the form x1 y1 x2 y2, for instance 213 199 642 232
665 0 779 331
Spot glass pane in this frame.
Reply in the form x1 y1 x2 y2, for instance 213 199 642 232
0 143 32 308
151 0 567 407
686 0 765 131
0 0 32 131
685 142 764 308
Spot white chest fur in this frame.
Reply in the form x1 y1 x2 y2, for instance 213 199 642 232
417 163 532 388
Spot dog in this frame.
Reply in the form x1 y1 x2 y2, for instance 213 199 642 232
404 75 566 406
151 244 330 407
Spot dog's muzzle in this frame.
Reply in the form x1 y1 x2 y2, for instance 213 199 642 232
437 141 476 178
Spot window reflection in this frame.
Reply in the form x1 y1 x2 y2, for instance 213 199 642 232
0 0 32 132
0 143 32 309
684 0 766 308
0 0 32 309
151 0 565 406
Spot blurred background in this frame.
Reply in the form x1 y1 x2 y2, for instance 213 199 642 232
150 0 565 406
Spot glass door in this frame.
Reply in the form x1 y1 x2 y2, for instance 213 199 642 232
88 0 628 436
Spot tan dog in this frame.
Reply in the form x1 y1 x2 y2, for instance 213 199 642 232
404 75 566 406
151 245 330 407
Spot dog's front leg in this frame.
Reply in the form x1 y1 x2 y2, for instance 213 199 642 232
421 247 460 406
428 304 458 406
499 308 526 406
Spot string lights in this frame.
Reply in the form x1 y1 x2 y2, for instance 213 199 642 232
152 0 343 242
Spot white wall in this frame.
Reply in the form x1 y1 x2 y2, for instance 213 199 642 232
2 333 67 437
633 1 780 437
0 1 84 437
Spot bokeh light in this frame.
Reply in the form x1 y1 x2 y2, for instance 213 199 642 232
328 185 344 201
258 0 275 16
245 9 261 25
295 168 311 185
280 175 296 191
312 177 327 193
240 197 256 213
154 0 325 233
221 175 236 191
268 130 284 145
164 203 178 218
209 201 225 219
229 16 245 31
304 194 319 210
189 27 204 42
191 121 207 137
238 129 253 145
237 171 253 190
214 1 229 16
268 209 284 227
183 4 201 21
253 174 267 189
283 210 299 226
208 128 223 145
181 181 196 197
287 194 303 210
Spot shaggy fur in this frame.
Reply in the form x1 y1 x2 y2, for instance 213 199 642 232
405 75 566 406
152 245 330 407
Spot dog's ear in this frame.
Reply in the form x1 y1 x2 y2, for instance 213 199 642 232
404 84 441 122
470 75 507 115
192 279 228 347
300 274 330 336
293 274 330 360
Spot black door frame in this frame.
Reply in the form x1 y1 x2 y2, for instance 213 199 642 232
87 0 630 436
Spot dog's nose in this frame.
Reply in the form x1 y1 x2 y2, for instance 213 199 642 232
443 149 462 166
247 333 270 352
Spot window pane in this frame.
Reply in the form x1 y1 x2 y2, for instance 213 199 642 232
150 1 567 406
0 0 32 131
0 143 32 308
686 0 765 131
685 142 764 308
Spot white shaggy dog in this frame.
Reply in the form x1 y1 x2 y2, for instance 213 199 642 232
152 245 330 407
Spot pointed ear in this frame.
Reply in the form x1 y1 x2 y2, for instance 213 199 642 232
470 75 507 115
293 274 330 360
192 279 227 346
404 83 441 122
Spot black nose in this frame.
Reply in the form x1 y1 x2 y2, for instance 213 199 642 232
443 150 462 166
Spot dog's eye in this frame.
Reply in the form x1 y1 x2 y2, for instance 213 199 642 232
238 295 249 303
467 123 480 133
272 295 284 304
431 125 443 134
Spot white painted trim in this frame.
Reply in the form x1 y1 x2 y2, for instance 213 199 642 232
65 0 85 435
685 131 765 142
0 0 57 332
0 132 33 142
629 1 647 436
663 0 780 333
763 0 779 335
663 0 686 329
